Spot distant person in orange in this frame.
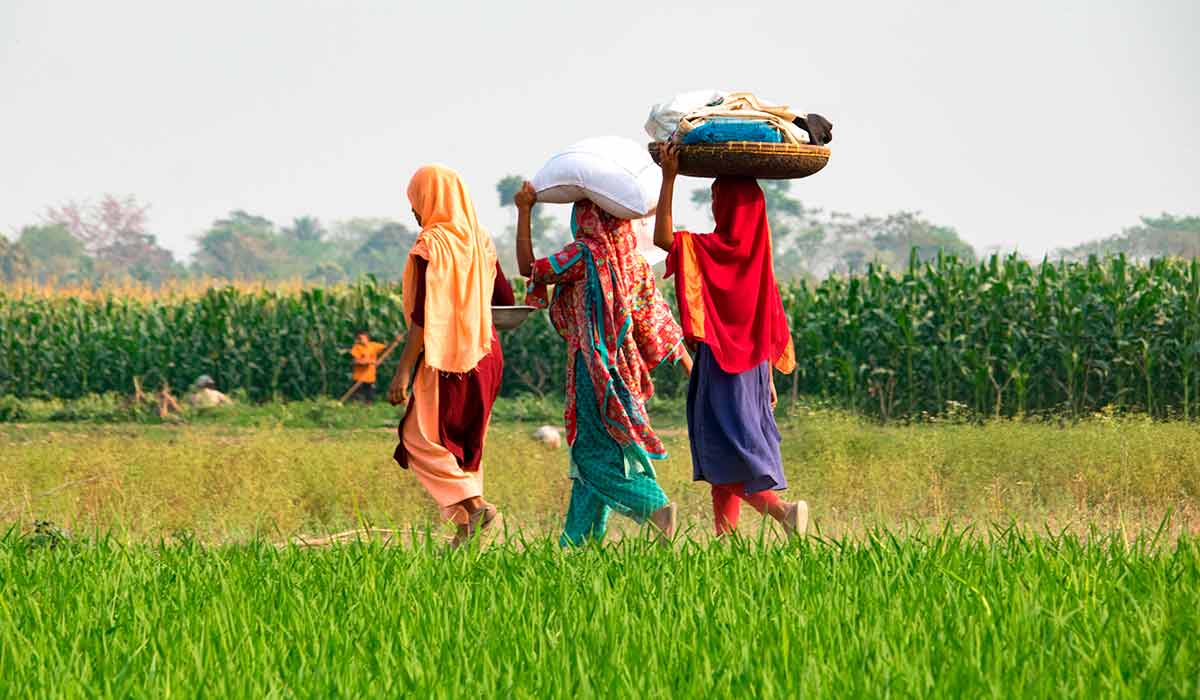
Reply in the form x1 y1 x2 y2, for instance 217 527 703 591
349 330 387 403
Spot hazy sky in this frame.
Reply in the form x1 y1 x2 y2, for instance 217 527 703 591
1 0 1197 261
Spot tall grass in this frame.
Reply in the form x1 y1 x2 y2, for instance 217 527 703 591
0 278 408 402
0 531 1195 698
3 410 1196 542
4 254 1200 416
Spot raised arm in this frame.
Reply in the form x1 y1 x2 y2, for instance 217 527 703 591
515 181 537 277
654 143 680 253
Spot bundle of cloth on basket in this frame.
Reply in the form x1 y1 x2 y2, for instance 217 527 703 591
645 90 833 146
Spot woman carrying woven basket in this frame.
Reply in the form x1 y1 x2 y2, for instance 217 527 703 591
388 164 515 547
654 144 808 538
515 182 691 547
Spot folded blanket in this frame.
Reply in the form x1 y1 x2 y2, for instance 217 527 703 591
677 92 810 145
681 118 783 145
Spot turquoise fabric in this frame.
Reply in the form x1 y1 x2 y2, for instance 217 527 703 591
560 354 669 547
581 246 661 464
681 118 783 144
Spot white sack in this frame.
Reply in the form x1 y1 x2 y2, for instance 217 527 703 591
532 136 661 219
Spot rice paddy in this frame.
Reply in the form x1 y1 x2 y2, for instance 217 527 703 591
2 530 1197 698
3 402 1199 697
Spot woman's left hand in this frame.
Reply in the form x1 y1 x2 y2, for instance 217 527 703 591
770 376 779 410
679 349 693 377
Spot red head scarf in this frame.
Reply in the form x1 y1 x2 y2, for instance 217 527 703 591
666 177 795 375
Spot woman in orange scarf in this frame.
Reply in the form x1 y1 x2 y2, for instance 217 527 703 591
388 164 514 546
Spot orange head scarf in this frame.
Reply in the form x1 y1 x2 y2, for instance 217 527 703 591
403 164 498 373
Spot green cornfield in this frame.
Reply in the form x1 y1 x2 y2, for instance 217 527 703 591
3 253 1200 418
785 253 1200 419
1 531 1196 697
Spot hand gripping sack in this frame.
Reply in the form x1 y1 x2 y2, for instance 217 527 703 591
532 136 661 219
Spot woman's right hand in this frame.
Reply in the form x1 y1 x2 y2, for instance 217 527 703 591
679 349 694 377
388 367 410 406
658 142 680 179
514 181 537 211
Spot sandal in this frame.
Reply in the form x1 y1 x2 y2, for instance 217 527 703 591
465 503 503 547
783 500 809 538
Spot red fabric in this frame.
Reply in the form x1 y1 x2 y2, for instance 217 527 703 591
396 261 510 472
711 481 781 535
393 331 503 473
490 261 516 306
434 328 503 472
666 177 792 375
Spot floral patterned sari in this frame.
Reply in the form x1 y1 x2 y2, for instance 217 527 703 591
527 201 684 471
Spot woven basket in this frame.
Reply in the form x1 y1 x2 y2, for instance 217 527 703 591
648 141 830 180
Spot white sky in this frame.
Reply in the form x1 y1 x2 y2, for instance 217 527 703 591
1 0 1197 261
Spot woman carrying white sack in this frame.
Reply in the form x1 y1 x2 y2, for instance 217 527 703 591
517 138 691 545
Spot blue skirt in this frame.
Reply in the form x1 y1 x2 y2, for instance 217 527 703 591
687 343 787 494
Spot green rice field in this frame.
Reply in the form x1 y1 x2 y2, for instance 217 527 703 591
2 531 1197 697
3 400 1200 697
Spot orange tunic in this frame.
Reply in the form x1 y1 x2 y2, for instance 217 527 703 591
350 341 387 384
394 260 512 521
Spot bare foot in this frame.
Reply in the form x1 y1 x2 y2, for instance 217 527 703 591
649 503 677 545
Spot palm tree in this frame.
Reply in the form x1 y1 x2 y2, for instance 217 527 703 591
285 216 325 243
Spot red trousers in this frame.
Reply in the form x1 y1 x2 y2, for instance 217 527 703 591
711 482 781 535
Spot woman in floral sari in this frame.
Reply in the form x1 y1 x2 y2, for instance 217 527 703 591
515 182 691 546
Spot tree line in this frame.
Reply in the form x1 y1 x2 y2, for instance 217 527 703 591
1 183 1196 287
0 195 420 286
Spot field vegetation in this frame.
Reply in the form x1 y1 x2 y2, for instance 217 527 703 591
4 398 1198 696
1 528 1196 697
5 252 1200 696
3 400 1196 543
5 254 1200 420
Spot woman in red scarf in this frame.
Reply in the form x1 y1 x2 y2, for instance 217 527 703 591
654 144 809 537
